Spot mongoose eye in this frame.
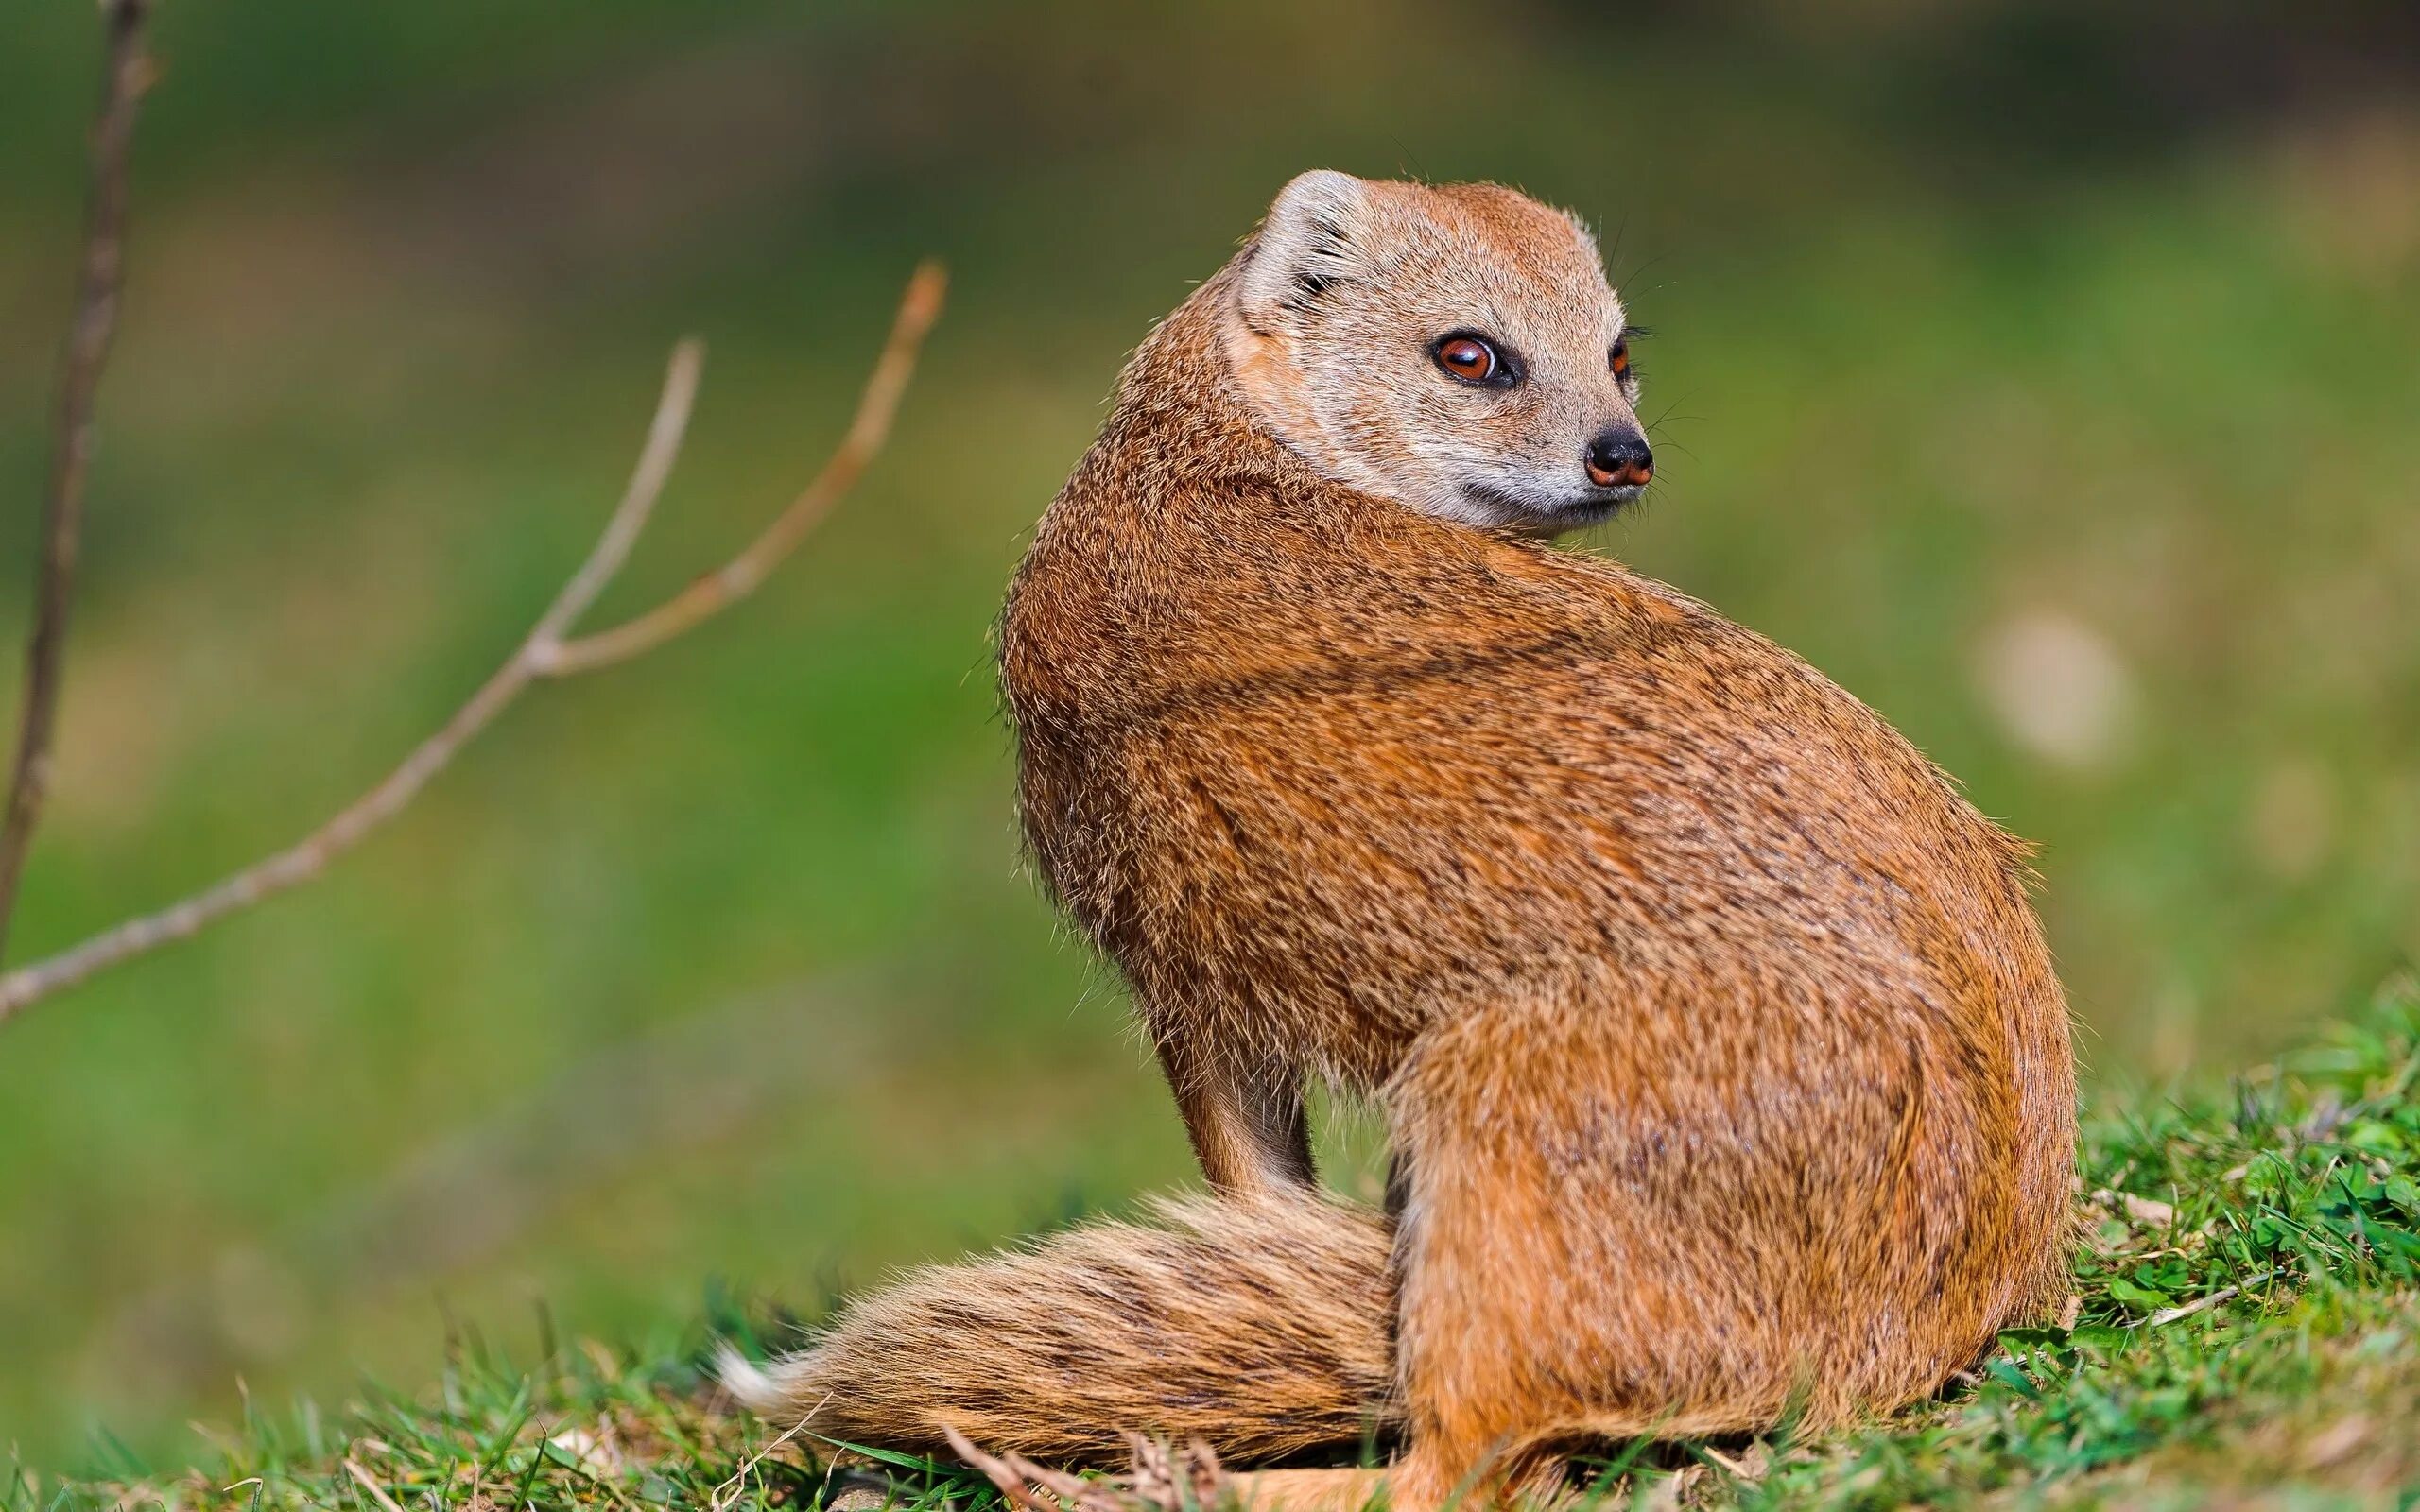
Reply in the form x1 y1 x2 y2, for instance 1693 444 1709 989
1609 339 1631 380
1433 335 1507 386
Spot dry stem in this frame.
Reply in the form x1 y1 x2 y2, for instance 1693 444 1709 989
0 266 944 1026
536 261 946 675
0 0 155 960
942 1427 1227 1512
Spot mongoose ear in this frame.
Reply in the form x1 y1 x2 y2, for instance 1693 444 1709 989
1237 170 1370 334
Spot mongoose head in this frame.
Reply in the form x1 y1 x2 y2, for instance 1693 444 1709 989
1221 170 1651 534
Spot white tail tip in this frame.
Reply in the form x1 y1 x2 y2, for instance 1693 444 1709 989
715 1341 785 1414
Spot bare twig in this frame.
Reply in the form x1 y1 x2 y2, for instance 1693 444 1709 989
341 1459 407 1512
0 266 944 1026
944 1426 1100 1512
942 1427 1225 1512
709 1397 829 1512
535 259 947 675
0 0 155 961
0 340 698 1020
2136 1268 2275 1329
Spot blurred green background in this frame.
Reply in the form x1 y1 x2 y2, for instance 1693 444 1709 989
2 0 2415 1473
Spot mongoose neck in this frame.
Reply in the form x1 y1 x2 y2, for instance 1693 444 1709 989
1084 263 1346 532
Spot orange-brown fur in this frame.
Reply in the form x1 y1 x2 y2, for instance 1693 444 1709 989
733 175 2077 1510
721 1194 1396 1462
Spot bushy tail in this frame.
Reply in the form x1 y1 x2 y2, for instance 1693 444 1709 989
720 1192 1398 1463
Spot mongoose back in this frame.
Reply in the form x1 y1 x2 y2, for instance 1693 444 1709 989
730 172 2077 1510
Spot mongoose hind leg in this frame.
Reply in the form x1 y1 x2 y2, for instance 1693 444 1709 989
1150 1022 1314 1194
1382 992 1841 1510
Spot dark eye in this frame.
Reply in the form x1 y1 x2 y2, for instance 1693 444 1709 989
1609 338 1631 380
1431 330 1527 387
1433 335 1502 385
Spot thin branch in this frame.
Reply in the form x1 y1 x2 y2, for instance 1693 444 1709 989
0 340 700 1022
0 265 945 1026
0 0 155 961
2136 1268 2274 1329
534 259 948 675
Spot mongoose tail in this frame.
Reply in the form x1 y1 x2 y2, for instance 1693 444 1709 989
721 1193 1398 1463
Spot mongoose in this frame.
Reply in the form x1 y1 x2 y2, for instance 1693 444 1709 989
728 171 2078 1510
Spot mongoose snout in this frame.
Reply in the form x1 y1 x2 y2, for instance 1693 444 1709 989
1582 426 1654 490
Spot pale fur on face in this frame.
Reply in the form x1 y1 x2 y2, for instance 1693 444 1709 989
1221 170 1647 533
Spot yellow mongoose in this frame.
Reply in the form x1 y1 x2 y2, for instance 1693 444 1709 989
728 172 2078 1509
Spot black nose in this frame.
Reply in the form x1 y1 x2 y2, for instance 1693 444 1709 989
1584 430 1654 490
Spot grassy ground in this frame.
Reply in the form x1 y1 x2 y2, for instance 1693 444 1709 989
16 978 2416 1512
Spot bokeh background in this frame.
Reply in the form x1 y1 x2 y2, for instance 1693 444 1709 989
3 0 2416 1473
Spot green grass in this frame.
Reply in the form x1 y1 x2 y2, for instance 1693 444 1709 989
17 979 2415 1512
